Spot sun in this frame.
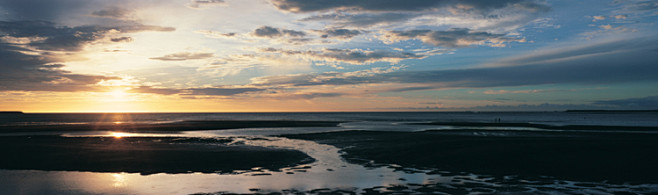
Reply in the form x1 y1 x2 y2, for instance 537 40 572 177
109 89 128 98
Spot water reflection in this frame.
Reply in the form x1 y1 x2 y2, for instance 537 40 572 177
0 132 445 194
112 173 127 188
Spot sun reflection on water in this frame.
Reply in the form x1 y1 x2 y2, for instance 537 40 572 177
112 173 127 188
111 132 131 139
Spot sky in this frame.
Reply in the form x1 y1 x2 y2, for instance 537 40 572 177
1 0 657 112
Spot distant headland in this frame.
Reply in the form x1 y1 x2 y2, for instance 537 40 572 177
565 110 658 113
0 111 23 114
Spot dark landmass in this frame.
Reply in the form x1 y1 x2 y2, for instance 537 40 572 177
0 136 313 175
565 110 658 113
409 121 658 131
0 120 341 132
282 130 658 183
0 111 23 114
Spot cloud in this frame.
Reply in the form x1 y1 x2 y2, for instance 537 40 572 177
185 87 265 96
275 0 549 31
252 26 306 38
261 48 429 64
128 86 182 95
620 0 658 12
0 44 119 92
600 24 613 30
126 85 343 99
0 0 93 21
0 20 174 51
115 24 176 32
91 6 130 19
267 92 344 100
0 19 174 92
251 36 658 92
195 30 238 39
593 95 658 109
288 0 551 38
149 52 214 61
316 28 363 39
127 86 266 97
301 12 419 28
484 89 554 94
592 15 606 21
110 37 133 42
187 0 226 9
270 0 549 13
614 15 627 19
1 20 106 51
379 28 525 48
423 95 658 111
250 66 401 86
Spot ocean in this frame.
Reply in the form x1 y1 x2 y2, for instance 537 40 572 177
1 112 657 194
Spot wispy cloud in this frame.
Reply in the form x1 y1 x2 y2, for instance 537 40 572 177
128 86 265 97
592 15 606 21
379 28 525 48
260 48 430 64
128 86 182 95
184 87 264 96
196 30 238 38
186 0 226 9
91 6 131 19
150 52 214 61
315 28 363 39
484 89 553 95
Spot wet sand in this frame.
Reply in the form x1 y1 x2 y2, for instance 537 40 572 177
410 121 658 131
0 136 313 175
283 130 658 183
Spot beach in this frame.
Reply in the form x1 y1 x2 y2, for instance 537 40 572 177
1 112 658 194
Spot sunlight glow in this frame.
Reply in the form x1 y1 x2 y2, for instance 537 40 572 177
111 132 131 139
108 89 128 99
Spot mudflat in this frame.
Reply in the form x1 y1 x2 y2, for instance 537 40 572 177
283 130 658 183
0 136 313 175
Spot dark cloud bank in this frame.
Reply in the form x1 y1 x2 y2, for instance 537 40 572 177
0 44 118 92
0 20 174 92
